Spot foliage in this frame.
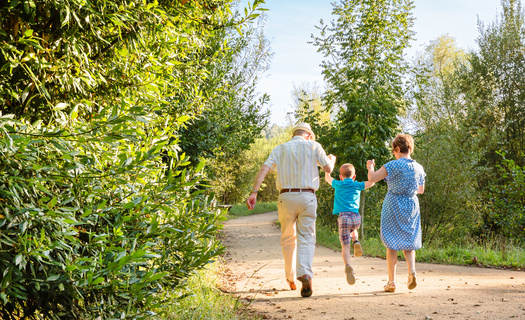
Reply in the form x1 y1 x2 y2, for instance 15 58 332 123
0 0 260 122
406 0 525 245
455 0 525 241
290 82 331 125
0 113 223 319
227 202 277 219
210 126 288 205
178 18 272 162
162 260 260 320
407 36 483 244
316 224 525 269
311 0 415 180
0 0 268 318
487 153 525 242
460 0 525 169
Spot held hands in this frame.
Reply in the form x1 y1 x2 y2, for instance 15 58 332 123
327 154 337 173
367 159 375 171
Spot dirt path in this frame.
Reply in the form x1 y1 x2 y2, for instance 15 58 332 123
220 212 525 320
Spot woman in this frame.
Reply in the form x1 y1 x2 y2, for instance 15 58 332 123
367 134 425 293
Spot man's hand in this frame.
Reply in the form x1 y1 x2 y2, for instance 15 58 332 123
246 192 257 210
324 154 336 173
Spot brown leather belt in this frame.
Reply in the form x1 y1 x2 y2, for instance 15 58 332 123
280 188 315 194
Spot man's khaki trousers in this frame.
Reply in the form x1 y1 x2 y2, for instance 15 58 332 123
277 192 317 283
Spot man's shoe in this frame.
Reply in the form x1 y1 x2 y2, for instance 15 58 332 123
297 274 312 297
408 272 417 290
345 265 356 285
287 279 297 290
353 241 363 257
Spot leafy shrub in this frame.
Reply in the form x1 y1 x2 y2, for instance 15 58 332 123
487 152 525 243
0 113 223 319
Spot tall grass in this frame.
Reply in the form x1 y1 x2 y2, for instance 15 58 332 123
161 261 260 320
316 224 525 269
227 202 278 219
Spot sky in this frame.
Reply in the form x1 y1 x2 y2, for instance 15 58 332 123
251 0 503 126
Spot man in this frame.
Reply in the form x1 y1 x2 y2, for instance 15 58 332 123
246 123 334 297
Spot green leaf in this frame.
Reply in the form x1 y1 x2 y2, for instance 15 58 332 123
53 103 69 111
177 115 190 124
47 274 60 281
92 277 104 285
195 160 206 172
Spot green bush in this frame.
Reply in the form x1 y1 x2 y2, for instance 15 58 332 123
0 0 267 317
0 114 223 319
487 153 525 243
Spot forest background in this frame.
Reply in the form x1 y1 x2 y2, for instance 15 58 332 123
0 0 524 319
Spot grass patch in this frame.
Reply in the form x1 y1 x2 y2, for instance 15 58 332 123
316 224 386 258
161 260 260 320
417 239 525 269
315 224 525 269
227 202 277 219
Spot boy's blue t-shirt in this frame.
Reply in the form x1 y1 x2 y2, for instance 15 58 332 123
331 178 365 215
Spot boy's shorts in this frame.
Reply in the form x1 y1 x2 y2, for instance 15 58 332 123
338 211 361 245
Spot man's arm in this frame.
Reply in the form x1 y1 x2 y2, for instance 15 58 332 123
322 154 336 173
246 164 272 210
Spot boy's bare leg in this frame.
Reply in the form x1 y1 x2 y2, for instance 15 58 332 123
342 243 352 265
342 243 356 285
351 229 358 242
351 230 362 257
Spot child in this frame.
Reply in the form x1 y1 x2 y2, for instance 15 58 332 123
325 156 375 285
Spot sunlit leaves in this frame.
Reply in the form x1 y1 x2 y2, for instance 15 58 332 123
0 0 268 318
311 0 415 179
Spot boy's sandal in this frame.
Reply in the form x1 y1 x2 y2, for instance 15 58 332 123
353 242 363 257
384 281 396 293
345 265 356 285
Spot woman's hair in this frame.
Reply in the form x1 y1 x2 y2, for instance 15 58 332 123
391 134 414 154
340 163 355 178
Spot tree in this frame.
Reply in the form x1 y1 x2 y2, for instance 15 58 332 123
311 0 415 180
178 18 272 162
461 0 525 169
309 0 415 236
408 35 483 243
458 0 525 241
291 82 331 124
211 126 289 204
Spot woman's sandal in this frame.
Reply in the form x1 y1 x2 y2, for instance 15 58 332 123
408 272 417 290
384 281 396 293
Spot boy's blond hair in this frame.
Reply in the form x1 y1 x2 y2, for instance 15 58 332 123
340 163 355 179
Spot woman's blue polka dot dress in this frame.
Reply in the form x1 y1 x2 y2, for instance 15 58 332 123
380 157 426 251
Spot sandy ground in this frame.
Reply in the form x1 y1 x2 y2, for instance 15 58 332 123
220 211 525 320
